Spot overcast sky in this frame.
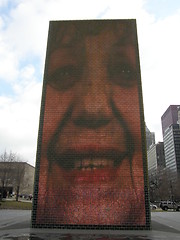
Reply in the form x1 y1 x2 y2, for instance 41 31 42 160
0 0 180 166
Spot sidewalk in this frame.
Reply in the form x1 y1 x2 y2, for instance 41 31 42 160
0 210 180 239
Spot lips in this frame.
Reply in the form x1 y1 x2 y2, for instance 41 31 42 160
47 144 131 185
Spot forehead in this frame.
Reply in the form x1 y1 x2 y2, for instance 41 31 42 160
48 21 135 53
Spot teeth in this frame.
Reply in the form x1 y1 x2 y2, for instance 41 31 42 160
74 158 113 170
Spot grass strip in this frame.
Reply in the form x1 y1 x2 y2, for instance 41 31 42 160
0 200 32 210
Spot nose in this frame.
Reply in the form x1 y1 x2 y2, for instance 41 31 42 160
72 67 112 129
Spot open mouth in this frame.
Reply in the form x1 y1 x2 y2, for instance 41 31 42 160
48 149 129 170
47 147 132 184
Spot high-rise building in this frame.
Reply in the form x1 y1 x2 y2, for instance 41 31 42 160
145 125 155 151
147 142 165 174
161 105 180 181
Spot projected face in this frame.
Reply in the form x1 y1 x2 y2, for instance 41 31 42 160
37 21 146 226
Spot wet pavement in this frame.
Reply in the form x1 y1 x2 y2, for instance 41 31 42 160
0 210 180 239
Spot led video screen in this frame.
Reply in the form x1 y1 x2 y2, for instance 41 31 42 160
32 19 150 229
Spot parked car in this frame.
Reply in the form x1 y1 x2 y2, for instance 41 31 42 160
150 203 158 210
160 200 180 211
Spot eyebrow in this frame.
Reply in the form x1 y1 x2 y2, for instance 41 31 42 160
51 40 77 54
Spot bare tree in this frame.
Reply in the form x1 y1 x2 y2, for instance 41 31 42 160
0 151 16 198
13 159 26 201
149 167 180 202
0 151 26 201
156 167 170 200
172 172 180 201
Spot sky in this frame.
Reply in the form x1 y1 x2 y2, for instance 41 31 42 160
0 0 180 166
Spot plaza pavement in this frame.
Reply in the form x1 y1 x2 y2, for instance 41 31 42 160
0 210 180 239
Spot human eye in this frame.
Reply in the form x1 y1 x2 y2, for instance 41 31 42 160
108 62 138 88
47 65 81 91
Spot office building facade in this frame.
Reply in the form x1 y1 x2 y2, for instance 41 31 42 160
161 105 180 181
146 125 155 151
147 142 165 175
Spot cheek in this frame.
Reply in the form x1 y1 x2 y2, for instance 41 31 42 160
41 85 74 155
112 87 142 145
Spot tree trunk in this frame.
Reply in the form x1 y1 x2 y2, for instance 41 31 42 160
16 186 20 201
